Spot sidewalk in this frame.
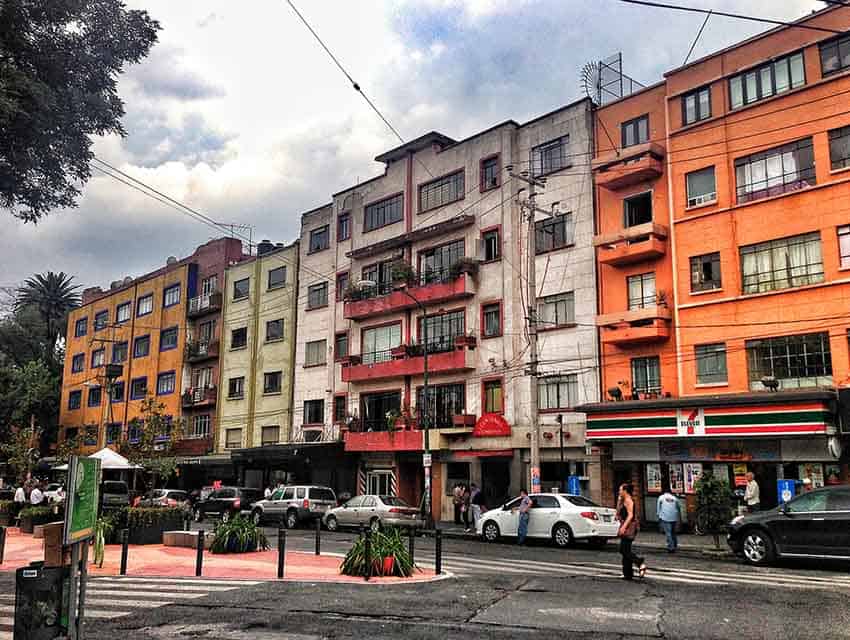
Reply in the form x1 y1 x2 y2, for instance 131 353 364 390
434 521 732 557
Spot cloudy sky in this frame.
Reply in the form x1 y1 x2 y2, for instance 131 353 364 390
1 0 824 290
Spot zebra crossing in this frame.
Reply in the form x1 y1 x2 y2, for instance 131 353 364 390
0 575 261 639
422 552 850 592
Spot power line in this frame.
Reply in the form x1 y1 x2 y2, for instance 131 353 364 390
683 10 712 65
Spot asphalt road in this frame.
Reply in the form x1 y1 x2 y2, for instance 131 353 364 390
3 527 849 639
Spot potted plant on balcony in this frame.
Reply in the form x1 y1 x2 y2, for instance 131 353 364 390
449 257 480 279
390 259 417 286
343 283 366 301
385 409 405 431
406 342 424 357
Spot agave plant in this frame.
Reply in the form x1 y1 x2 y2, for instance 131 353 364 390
210 515 269 554
340 527 415 578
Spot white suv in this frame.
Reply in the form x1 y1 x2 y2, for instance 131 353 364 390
251 485 337 528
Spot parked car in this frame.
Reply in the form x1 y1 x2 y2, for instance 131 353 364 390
250 485 337 528
192 487 263 523
138 489 189 508
727 485 850 565
323 494 423 532
101 480 130 511
476 493 618 548
44 483 65 503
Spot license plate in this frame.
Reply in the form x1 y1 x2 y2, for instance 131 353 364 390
602 515 611 522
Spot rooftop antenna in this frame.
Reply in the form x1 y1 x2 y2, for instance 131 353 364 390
215 222 254 254
582 53 646 106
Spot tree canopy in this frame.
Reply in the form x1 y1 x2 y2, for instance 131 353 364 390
0 0 160 222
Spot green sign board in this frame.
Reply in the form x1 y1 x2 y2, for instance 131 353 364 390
63 455 102 545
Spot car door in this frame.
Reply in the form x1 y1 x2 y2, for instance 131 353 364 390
339 496 364 525
529 495 560 538
825 488 850 557
274 488 295 518
361 496 378 525
217 488 236 516
500 497 521 536
769 490 829 555
202 490 219 517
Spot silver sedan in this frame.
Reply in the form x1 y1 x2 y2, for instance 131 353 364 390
323 495 424 532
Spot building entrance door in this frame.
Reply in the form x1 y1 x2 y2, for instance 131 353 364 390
481 459 510 509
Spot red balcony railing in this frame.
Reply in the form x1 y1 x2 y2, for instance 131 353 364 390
341 343 475 383
594 223 668 267
343 273 476 321
597 306 672 345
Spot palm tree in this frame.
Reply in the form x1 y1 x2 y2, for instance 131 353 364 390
15 271 81 354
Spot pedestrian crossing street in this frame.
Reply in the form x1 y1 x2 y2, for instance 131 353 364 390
423 552 850 592
0 576 260 639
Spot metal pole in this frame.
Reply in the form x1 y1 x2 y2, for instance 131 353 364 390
408 526 415 563
0 526 5 565
315 517 321 556
195 529 204 577
435 528 442 575
364 528 372 582
420 297 432 528
68 543 80 640
526 180 541 494
120 529 129 576
277 527 286 579
560 420 565 491
77 541 90 640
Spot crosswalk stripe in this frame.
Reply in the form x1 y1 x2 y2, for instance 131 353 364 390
85 588 206 599
90 577 260 586
88 582 239 592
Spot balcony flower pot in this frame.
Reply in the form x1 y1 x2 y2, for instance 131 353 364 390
452 414 476 427
454 335 477 350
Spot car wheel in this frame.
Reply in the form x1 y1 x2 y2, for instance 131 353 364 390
742 529 775 566
552 523 574 548
252 509 263 526
193 507 203 523
482 520 500 543
587 537 607 549
286 509 299 529
221 510 231 524
369 517 381 533
326 515 338 532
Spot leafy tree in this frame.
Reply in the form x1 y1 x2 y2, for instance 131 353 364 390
0 426 41 482
0 358 59 454
119 397 181 490
15 271 81 355
0 0 160 221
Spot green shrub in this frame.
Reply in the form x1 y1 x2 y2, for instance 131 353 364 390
19 505 55 520
0 500 13 513
127 506 182 529
340 527 414 578
210 515 268 554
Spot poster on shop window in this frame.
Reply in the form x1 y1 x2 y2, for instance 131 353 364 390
825 464 842 485
645 463 662 493
669 463 684 494
798 463 824 488
684 463 703 494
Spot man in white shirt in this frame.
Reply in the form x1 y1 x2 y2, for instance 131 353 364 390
744 472 760 512
14 485 26 505
29 483 44 505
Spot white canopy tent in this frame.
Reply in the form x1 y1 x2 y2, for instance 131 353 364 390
54 447 142 471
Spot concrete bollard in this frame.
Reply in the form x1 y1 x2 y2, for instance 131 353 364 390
315 517 321 556
277 527 286 579
435 529 442 575
120 529 129 576
195 529 204 577
408 526 415 563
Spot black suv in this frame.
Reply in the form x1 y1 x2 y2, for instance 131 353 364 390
192 487 263 523
727 485 850 565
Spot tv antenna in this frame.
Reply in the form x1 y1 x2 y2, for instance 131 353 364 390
582 53 646 106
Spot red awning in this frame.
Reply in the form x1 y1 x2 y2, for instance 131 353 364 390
473 413 511 437
453 449 514 458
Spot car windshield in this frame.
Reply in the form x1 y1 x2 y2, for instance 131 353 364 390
46 484 61 491
309 488 336 501
167 491 187 501
565 495 599 508
102 482 128 494
380 496 410 507
240 489 262 502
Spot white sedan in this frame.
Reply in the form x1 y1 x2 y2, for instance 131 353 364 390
476 493 619 548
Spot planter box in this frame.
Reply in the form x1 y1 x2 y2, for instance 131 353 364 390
0 513 10 527
127 512 184 545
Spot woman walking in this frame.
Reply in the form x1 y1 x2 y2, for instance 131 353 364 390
617 483 647 580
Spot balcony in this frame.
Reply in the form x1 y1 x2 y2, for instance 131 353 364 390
594 223 668 267
343 273 476 321
172 436 213 456
186 339 219 363
593 143 665 191
187 291 222 318
182 385 217 408
596 306 671 345
341 342 476 383
344 428 424 452
293 424 342 443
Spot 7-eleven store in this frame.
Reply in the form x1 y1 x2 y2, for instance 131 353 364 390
577 390 849 524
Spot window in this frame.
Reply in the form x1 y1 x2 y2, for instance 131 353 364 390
268 266 286 289
261 426 279 446
828 125 850 171
309 225 330 253
191 415 211 439
111 382 124 402
624 192 652 227
532 136 570 177
361 260 395 295
71 353 84 373
364 193 404 232
362 324 401 364
201 275 217 297
307 282 328 309
621 115 649 148
535 212 573 253
106 423 121 445
263 371 282 394
304 399 325 424
233 278 249 301
198 319 215 343
695 344 728 384
133 335 150 358
334 332 349 360
483 379 504 414
137 294 153 316
686 167 717 207
787 491 829 513
627 272 656 309
418 383 465 427
91 348 105 368
333 395 347 423
163 284 180 308
419 239 464 284
538 292 575 327
116 302 131 324
225 428 242 449
538 375 578 410
360 391 400 431
482 302 502 338
94 310 108 331
74 317 87 337
266 319 284 341
160 326 178 351
106 342 126 365
228 377 244 399
840 226 850 268
68 390 82 410
305 339 327 366
819 33 850 77
740 232 823 294
682 86 711 125
338 212 351 241
746 332 832 390
735 138 815 203
690 252 721 292
419 170 465 212
335 272 349 301
84 426 97 446
482 228 500 261
127 419 141 443
87 386 102 407
631 357 661 395
729 51 805 109
231 327 248 349
157 371 176 395
130 377 148 400
419 310 464 353
481 155 500 191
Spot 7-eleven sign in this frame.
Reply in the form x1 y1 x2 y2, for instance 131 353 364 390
677 408 705 437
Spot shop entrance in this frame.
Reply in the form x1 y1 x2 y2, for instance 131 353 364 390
481 459 511 509
751 463 778 510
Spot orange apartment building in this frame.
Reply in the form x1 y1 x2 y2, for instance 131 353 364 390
60 238 246 486
580 4 850 521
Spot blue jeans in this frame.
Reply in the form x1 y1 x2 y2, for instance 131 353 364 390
517 512 530 544
660 520 677 551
